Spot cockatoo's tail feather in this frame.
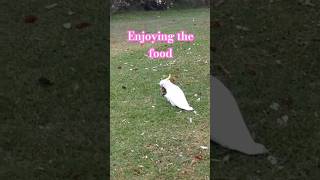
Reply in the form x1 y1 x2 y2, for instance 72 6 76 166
211 76 268 155
183 106 194 111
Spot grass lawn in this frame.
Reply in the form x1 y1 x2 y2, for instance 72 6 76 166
110 8 210 179
1 1 108 179
211 1 320 179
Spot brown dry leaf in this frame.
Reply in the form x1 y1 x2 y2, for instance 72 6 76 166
133 168 143 175
212 20 222 28
190 159 197 166
38 77 54 87
194 155 203 160
24 15 38 23
190 154 203 166
280 96 293 109
245 63 257 76
75 22 91 29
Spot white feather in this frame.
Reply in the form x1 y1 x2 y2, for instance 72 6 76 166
159 76 193 111
211 76 268 155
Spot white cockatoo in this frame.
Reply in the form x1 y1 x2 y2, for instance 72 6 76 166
159 74 194 111
211 76 268 155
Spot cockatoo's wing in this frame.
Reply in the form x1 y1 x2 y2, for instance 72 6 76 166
165 85 193 111
211 76 267 155
164 94 176 106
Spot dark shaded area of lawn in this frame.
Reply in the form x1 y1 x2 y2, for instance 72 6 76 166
1 1 109 179
211 0 320 179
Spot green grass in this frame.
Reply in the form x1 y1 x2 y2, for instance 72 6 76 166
110 8 210 179
211 1 320 179
1 1 108 179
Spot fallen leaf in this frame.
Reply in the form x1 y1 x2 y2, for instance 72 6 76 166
38 77 54 87
24 15 38 23
245 63 257 75
280 96 293 109
194 155 203 160
72 174 80 180
133 168 142 175
75 22 91 29
212 20 222 28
